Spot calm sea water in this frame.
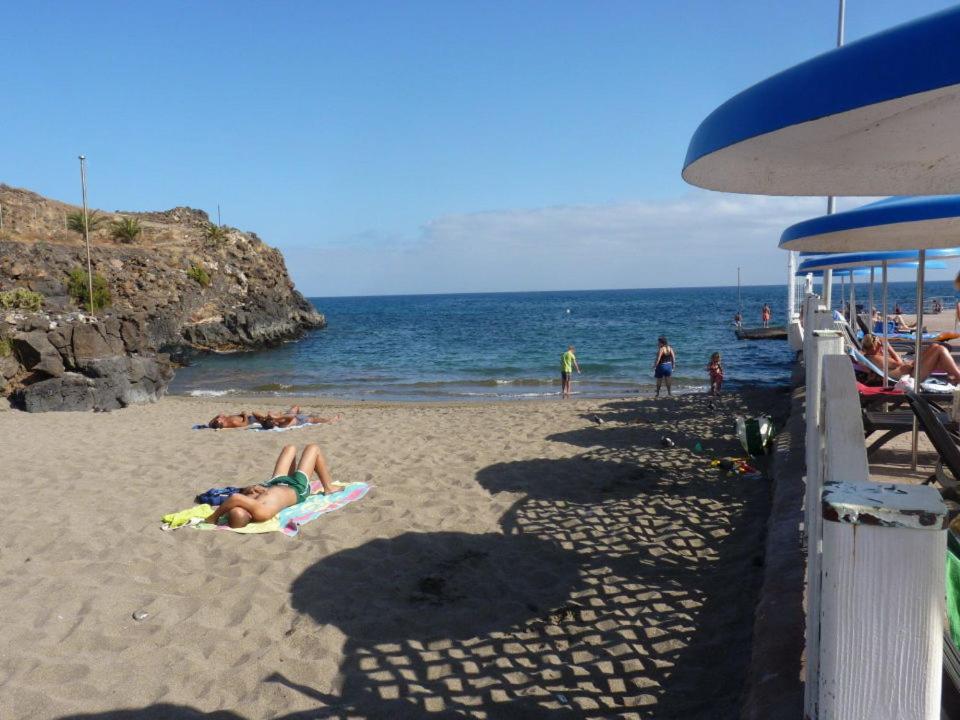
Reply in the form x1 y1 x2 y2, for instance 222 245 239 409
168 281 955 402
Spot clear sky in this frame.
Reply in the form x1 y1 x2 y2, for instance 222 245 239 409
2 1 956 296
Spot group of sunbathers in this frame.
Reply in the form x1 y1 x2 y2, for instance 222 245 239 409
206 405 342 430
193 405 346 528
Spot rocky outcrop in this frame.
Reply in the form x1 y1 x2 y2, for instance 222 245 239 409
4 312 172 412
0 184 325 353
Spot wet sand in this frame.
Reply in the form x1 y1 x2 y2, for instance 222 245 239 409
0 388 788 719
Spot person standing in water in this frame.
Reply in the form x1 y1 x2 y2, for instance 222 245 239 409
560 345 581 399
761 304 772 328
653 336 676 398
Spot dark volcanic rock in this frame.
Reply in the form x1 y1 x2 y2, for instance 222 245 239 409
12 331 64 377
5 314 173 412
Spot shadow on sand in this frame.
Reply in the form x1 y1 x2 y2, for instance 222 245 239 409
57 390 786 719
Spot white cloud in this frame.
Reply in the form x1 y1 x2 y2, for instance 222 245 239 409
283 192 939 297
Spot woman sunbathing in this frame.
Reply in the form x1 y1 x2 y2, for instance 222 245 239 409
862 334 960 383
206 406 341 429
205 444 336 528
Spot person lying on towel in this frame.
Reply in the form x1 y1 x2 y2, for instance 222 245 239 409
205 444 336 528
206 406 342 429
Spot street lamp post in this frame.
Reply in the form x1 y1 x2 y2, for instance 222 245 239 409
79 155 94 313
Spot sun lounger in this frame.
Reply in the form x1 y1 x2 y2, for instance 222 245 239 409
904 392 960 501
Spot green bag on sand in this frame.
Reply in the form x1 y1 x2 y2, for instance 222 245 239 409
736 416 773 456
946 530 960 649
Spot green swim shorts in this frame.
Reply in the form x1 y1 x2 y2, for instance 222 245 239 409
266 470 310 503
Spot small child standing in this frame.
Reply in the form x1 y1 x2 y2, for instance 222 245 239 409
707 352 724 395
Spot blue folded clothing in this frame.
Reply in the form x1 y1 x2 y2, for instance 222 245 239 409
195 487 240 505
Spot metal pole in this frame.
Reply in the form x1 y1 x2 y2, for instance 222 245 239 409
849 272 856 327
821 1 845 315
217 204 221 227
882 261 889 389
787 250 797 321
79 155 94 314
839 272 845 318
868 266 875 328
911 250 926 470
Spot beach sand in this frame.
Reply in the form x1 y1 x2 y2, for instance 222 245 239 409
0 388 788 719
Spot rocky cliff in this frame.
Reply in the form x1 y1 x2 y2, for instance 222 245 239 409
0 183 325 410
0 184 325 352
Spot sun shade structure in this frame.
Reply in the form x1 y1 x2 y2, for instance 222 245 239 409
781 197 960 252
682 7 960 196
796 249 957 272
798 262 945 277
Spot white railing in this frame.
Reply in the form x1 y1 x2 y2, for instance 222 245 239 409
801 294 947 720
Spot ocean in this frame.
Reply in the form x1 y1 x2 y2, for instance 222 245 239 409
168 281 955 402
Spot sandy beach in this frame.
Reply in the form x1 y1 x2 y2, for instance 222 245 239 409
0 388 788 719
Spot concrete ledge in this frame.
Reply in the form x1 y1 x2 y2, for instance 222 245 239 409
741 382 806 720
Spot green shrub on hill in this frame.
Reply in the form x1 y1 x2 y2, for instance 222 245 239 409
187 264 211 287
67 268 111 310
0 338 11 358
66 210 104 234
203 223 228 244
0 288 44 311
110 216 142 243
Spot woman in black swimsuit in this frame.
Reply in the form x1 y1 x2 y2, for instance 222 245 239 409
653 336 676 398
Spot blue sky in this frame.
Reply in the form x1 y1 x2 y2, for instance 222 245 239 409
2 1 956 295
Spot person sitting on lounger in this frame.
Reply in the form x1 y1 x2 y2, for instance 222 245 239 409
205 444 336 528
862 334 960 384
891 313 917 332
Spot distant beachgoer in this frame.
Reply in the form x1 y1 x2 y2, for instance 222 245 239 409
861 334 960 383
895 302 903 315
761 304 772 328
206 406 341 429
707 352 724 396
891 313 917 332
205 444 336 528
653 336 676 398
733 311 742 327
560 345 581 399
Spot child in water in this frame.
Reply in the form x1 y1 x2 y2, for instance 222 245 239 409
707 352 723 395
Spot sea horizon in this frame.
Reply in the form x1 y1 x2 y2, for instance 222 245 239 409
169 280 953 403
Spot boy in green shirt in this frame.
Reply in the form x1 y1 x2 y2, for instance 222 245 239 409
560 345 581 399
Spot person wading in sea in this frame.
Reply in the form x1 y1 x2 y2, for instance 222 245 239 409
560 345 581 399
653 336 676 398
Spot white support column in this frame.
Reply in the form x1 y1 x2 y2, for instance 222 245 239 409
803 335 844 720
819 482 947 720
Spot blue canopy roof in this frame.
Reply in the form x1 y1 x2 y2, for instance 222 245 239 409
682 7 960 195
797 259 945 275
780 196 960 252
793 245 960 269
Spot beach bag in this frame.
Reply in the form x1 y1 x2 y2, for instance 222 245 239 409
736 416 773 456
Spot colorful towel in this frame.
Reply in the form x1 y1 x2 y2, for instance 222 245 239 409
248 421 323 432
162 481 371 536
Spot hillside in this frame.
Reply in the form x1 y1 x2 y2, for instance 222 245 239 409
0 183 325 352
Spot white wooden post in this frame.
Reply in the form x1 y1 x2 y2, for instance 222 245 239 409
803 339 845 720
819 482 947 720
